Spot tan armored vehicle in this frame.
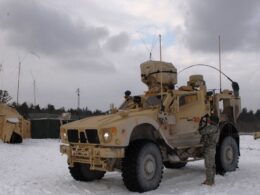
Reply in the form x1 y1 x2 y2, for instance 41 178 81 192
0 103 31 143
60 60 241 192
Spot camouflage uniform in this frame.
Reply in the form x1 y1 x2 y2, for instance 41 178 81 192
200 124 219 185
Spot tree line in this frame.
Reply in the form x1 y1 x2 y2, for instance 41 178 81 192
10 102 105 119
0 89 105 119
237 108 260 132
238 108 260 122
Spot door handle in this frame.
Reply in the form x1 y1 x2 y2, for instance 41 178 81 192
179 117 193 121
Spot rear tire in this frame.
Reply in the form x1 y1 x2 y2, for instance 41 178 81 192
69 163 105 181
216 136 239 173
164 161 187 169
122 140 163 192
10 132 23 144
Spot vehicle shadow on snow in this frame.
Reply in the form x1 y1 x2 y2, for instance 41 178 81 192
163 164 204 180
61 172 128 194
60 164 206 194
162 163 205 187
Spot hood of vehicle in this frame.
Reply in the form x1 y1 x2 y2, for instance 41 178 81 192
62 109 156 130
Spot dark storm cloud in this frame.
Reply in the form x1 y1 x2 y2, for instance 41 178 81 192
104 32 129 52
0 0 108 55
0 0 129 72
183 0 260 52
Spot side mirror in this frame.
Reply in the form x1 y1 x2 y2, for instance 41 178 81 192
232 82 239 97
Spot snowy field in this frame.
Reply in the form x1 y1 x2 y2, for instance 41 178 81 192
0 135 260 195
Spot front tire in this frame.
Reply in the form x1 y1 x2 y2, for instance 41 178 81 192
69 163 105 181
216 136 239 173
122 140 163 192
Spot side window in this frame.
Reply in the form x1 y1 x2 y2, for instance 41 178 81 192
146 95 161 106
179 94 198 107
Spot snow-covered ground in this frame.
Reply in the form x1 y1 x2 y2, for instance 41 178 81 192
0 135 260 195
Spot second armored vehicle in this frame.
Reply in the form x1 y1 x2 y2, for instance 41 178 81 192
0 103 31 143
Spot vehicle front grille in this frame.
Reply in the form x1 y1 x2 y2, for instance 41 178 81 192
67 129 79 142
67 129 99 144
85 129 100 144
79 132 87 143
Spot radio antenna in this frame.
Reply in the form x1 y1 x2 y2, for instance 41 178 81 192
219 35 222 92
179 64 233 83
30 70 36 106
159 34 162 61
137 31 158 60
179 63 240 96
159 34 164 111
16 51 40 105
0 61 3 89
76 88 80 110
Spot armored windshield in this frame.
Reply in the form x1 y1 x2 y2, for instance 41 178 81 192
119 95 164 110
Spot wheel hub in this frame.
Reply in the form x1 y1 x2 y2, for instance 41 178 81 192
145 160 155 173
225 146 234 162
143 154 156 180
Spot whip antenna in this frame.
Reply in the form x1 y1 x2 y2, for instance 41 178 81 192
137 31 158 60
179 64 233 82
159 34 164 111
219 35 222 92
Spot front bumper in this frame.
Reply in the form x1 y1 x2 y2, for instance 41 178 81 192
60 144 125 171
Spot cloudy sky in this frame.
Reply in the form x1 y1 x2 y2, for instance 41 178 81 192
0 0 259 111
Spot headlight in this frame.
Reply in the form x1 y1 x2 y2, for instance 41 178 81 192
103 130 112 143
60 128 67 140
101 127 117 143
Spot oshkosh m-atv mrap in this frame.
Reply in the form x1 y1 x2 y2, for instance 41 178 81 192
60 60 241 192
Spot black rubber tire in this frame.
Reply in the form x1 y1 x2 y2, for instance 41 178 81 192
122 140 163 192
216 136 239 173
10 132 23 144
69 163 105 181
164 161 187 169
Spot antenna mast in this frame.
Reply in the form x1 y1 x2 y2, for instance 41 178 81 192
30 70 37 106
16 51 40 105
159 34 164 111
33 79 36 106
76 88 80 110
159 34 162 61
0 63 3 89
219 35 222 93
17 61 21 105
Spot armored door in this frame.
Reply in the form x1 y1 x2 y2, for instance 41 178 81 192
168 93 204 147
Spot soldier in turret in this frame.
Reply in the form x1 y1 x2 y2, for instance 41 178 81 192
199 115 219 186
